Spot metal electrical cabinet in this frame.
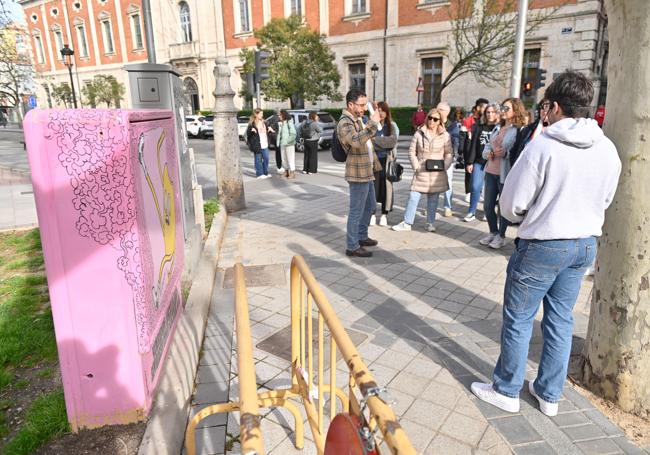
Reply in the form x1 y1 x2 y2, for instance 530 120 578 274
124 63 203 276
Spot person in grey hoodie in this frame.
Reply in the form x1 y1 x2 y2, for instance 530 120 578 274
300 112 323 174
471 71 621 417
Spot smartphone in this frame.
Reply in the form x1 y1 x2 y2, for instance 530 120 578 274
366 102 375 116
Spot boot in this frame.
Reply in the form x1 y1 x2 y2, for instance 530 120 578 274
285 169 290 178
288 170 296 179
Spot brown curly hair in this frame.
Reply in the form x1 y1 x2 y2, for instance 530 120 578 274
501 98 528 128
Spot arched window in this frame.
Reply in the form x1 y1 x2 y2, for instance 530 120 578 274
179 2 192 42
183 77 199 114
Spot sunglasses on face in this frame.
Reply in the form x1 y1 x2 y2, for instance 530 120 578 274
501 105 511 112
428 116 440 122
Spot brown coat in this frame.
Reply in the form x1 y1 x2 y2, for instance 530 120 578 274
409 126 453 193
337 110 382 183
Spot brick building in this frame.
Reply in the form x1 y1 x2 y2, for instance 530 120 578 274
150 0 607 112
18 0 148 108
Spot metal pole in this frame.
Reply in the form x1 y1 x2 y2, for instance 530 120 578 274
372 77 376 100
510 0 529 98
142 0 156 63
68 65 78 108
256 81 261 109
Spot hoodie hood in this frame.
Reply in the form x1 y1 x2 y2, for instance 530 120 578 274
544 117 604 149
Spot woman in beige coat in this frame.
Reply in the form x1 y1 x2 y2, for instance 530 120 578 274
392 108 453 232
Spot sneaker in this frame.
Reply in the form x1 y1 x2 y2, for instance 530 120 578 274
444 207 453 217
302 170 308 174
379 215 388 226
264 174 271 179
359 237 378 247
345 247 373 258
489 236 506 249
479 233 497 246
391 221 412 231
528 380 558 416
464 213 476 222
256 175 266 179
369 215 376 226
471 382 520 413
276 167 285 174
425 223 436 232
464 193 471 203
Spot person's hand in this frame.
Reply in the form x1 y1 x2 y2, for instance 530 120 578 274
268 127 274 133
251 128 257 133
370 103 380 123
466 164 474 173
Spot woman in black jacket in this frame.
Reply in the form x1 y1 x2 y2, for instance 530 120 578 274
463 103 500 222
246 108 271 179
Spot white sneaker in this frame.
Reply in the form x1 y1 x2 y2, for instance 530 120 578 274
391 221 411 231
489 236 506 249
379 215 388 226
528 380 558 416
464 193 471 203
425 223 436 232
256 175 265 179
471 382 520 413
464 213 476 222
265 174 272 178
369 215 376 226
480 233 497 246
276 167 285 174
444 207 453 217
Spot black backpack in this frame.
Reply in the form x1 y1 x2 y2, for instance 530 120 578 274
331 128 348 162
300 120 312 140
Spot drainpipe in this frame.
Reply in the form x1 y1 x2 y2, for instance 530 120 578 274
382 0 388 102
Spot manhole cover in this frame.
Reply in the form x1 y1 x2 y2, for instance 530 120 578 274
221 264 286 289
257 318 368 363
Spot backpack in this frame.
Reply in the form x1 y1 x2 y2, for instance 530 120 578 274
300 120 312 140
331 128 348 162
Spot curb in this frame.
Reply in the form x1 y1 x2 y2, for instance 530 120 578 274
0 165 31 185
137 208 228 455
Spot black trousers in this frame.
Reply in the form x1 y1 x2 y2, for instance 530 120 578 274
303 140 318 173
465 170 472 194
275 147 283 169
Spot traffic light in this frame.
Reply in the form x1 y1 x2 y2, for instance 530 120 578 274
522 81 533 96
535 68 547 89
254 50 271 85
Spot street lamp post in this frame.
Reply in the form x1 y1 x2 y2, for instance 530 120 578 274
370 63 379 101
60 44 78 108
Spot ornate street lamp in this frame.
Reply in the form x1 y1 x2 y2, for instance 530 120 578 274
370 63 379 101
60 44 78 108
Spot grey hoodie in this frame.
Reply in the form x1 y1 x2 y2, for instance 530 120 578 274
500 117 621 240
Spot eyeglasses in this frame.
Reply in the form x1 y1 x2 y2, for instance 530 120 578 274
501 105 511 112
428 116 440 122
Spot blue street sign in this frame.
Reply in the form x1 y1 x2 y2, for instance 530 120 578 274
28 96 37 108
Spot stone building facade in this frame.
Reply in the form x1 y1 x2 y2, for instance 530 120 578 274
19 0 148 108
149 0 607 112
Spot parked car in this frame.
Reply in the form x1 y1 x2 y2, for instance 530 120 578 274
237 116 249 140
199 115 214 139
287 110 336 149
186 115 204 137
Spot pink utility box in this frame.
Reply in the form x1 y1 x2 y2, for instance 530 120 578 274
24 109 185 430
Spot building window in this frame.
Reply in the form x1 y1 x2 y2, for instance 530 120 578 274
179 1 192 42
34 34 45 64
351 0 367 14
100 18 115 54
75 23 89 58
422 57 442 106
287 0 302 16
52 29 65 59
521 48 541 101
236 0 251 33
349 63 366 92
129 13 144 49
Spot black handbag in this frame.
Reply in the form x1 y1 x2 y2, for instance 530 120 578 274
425 159 445 172
386 160 403 183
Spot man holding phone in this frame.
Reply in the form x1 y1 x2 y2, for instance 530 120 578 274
337 88 382 257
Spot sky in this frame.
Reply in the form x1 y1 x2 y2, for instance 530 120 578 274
2 0 24 23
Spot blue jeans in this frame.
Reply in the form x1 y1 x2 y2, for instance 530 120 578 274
404 191 440 225
468 162 486 215
484 173 508 237
493 237 597 402
347 181 376 251
254 149 269 176
443 165 454 209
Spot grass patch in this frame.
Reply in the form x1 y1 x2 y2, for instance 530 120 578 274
37 368 55 379
3 390 69 455
203 198 220 233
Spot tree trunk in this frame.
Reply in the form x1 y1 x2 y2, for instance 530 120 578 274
290 93 304 109
582 0 650 419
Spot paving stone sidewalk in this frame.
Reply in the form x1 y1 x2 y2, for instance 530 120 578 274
189 147 645 455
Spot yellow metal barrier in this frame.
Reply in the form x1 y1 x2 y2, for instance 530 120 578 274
185 257 416 455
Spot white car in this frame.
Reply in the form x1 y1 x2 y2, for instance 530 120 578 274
186 115 204 137
237 116 249 140
199 115 214 139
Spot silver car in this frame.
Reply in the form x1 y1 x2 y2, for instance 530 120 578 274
287 110 336 149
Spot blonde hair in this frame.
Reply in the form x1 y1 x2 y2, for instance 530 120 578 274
425 108 446 134
249 108 263 125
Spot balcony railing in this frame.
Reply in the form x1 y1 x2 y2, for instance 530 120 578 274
168 41 201 61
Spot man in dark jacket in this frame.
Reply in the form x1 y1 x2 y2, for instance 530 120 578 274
266 109 282 173
509 99 550 167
